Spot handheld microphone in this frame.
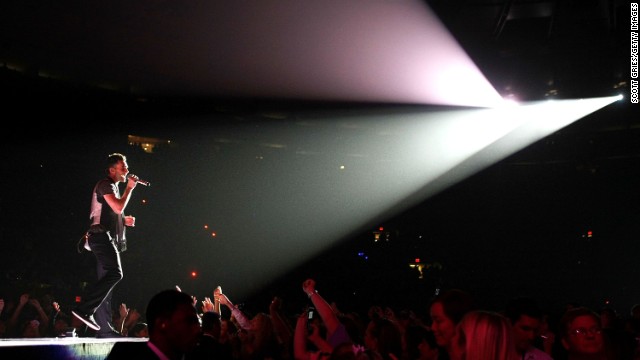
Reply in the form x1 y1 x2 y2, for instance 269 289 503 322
128 174 151 186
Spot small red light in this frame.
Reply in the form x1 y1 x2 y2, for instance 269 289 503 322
415 258 420 263
75 296 81 303
191 271 197 278
211 232 216 237
204 225 209 229
379 226 384 231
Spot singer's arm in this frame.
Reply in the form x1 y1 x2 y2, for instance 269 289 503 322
104 178 137 214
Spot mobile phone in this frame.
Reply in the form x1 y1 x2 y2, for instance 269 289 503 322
307 307 315 334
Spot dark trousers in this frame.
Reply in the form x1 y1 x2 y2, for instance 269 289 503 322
78 232 123 330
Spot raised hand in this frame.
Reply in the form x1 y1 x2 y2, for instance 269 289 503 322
119 303 130 319
302 279 316 296
202 297 215 313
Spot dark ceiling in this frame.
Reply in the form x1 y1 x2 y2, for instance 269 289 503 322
426 0 629 101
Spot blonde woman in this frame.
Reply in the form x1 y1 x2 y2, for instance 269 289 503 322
449 310 519 360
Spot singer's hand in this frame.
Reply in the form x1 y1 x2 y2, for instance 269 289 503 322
126 174 138 189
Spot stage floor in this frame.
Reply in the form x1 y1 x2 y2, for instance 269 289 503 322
0 337 147 359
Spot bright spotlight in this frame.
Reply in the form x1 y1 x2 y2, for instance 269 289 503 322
500 98 520 108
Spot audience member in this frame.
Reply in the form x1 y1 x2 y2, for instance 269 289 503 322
599 306 636 360
217 288 283 359
536 312 557 356
304 279 353 349
129 322 149 338
449 310 519 360
363 316 403 360
270 295 294 359
504 296 553 359
2 274 640 360
294 279 355 360
7 293 49 337
403 323 439 360
558 307 611 360
428 289 474 359
187 311 233 360
107 289 202 360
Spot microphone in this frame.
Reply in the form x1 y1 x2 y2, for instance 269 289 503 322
128 174 151 186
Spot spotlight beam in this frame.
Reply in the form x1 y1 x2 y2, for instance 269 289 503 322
191 97 618 300
379 96 623 223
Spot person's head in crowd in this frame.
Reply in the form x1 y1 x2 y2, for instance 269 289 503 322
559 307 606 359
449 310 518 360
53 312 71 337
428 289 474 354
504 296 544 355
201 311 221 337
220 317 237 339
339 312 366 348
20 319 41 338
364 316 403 360
598 307 618 330
146 289 201 358
404 323 439 360
129 322 149 337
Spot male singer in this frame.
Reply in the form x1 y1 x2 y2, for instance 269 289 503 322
72 152 142 337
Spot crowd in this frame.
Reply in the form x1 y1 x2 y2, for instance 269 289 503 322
1 279 640 360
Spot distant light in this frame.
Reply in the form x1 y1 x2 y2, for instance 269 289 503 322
615 94 623 101
379 226 384 231
191 271 197 278
204 225 209 229
340 165 345 170
211 232 217 237
415 258 421 263
142 199 147 204
75 296 81 303
587 230 593 238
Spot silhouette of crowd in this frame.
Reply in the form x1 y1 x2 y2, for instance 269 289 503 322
1 279 640 360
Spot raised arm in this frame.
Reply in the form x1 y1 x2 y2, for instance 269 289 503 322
269 296 293 346
302 279 340 336
217 292 251 330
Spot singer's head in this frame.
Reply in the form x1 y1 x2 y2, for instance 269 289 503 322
106 153 129 183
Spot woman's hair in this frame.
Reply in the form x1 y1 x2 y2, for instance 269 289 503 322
455 310 518 360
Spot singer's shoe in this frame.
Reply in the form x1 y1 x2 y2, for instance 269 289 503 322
72 310 101 331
